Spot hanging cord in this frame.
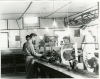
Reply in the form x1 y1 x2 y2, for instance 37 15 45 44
40 8 49 30
53 2 54 12
67 3 69 29
39 13 43 37
39 8 48 36
51 2 54 28
16 20 21 47
66 2 70 37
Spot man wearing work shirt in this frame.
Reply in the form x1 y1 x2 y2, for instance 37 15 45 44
25 33 43 78
62 36 73 61
61 36 78 70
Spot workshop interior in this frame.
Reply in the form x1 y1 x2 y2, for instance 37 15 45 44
0 0 99 78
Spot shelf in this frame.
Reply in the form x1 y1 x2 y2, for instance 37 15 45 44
1 64 15 68
16 66 25 72
16 64 25 67
1 67 15 74
1 51 25 74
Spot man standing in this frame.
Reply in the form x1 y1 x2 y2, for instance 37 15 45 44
25 33 43 78
61 36 73 64
61 36 78 70
22 35 30 56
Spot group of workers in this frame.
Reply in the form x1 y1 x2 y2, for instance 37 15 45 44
22 32 99 78
22 33 75 78
23 33 72 77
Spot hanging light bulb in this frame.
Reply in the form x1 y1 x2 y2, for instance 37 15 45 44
40 35 43 39
66 4 70 35
34 28 37 31
65 28 67 31
53 19 57 27
45 27 49 32
67 28 70 36
65 26 70 36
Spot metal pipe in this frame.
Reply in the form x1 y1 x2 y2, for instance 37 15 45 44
0 27 79 30
19 2 32 19
1 12 81 15
82 43 98 44
7 20 8 29
43 2 71 18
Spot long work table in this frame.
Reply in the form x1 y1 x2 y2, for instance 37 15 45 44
28 59 99 78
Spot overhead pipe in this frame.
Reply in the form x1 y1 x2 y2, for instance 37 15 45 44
1 12 81 15
0 26 79 30
42 2 71 19
19 2 32 19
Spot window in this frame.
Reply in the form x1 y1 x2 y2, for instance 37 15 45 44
23 17 39 28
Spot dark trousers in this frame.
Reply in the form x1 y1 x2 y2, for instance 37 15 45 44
25 56 37 78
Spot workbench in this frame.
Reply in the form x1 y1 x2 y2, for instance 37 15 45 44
27 59 99 78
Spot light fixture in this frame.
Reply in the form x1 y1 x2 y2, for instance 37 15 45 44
65 28 68 31
34 28 37 31
65 4 70 36
40 35 43 39
65 28 70 36
45 27 49 31
53 19 57 27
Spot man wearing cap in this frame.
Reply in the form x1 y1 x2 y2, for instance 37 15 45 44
25 33 43 78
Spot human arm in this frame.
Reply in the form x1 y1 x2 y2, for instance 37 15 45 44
22 43 31 56
29 43 43 57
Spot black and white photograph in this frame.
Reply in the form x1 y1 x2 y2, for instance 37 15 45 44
0 0 99 78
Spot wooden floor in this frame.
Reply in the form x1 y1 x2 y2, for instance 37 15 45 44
1 72 26 79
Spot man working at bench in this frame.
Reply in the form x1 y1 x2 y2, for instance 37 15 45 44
24 33 43 78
